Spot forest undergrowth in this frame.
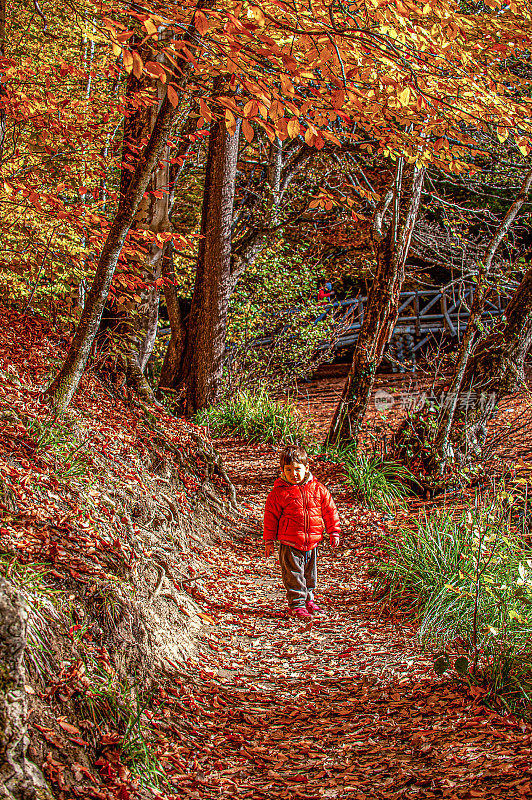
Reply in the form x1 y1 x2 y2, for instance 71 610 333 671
2 307 532 799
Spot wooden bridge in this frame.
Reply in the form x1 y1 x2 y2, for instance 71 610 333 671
329 283 504 347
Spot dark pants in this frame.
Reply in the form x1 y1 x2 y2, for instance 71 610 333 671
278 544 317 609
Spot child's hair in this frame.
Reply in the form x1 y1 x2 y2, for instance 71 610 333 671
280 445 308 469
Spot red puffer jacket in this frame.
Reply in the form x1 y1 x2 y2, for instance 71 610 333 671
263 475 341 552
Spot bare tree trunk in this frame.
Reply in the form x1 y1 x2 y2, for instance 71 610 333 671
327 163 426 445
177 117 241 415
0 577 53 800
433 166 532 467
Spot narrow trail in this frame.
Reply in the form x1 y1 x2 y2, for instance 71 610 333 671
156 443 532 799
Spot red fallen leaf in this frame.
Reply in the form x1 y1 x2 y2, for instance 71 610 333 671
68 735 90 746
58 720 81 736
99 732 121 746
95 758 117 780
286 775 308 783
339 647 355 657
44 753 66 788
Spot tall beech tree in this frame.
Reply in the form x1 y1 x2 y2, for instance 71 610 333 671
327 161 426 444
46 4 210 413
175 115 241 414
157 134 315 409
433 166 532 465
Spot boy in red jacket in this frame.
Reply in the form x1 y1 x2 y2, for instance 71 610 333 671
264 445 340 619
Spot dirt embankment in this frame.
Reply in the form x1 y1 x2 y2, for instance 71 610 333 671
0 308 236 799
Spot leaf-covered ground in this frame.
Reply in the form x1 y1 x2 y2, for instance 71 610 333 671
2 309 532 799
149 442 532 800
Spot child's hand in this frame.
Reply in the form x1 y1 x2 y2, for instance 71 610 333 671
264 541 275 557
330 533 340 548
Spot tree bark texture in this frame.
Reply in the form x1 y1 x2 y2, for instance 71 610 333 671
157 244 187 394
178 118 241 415
0 577 52 800
327 164 426 445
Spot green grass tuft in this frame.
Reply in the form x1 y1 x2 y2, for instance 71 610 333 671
194 388 310 444
322 442 413 512
374 498 532 715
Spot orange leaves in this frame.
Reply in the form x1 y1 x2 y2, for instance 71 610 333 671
167 84 180 108
243 99 259 118
225 109 238 136
242 119 255 143
280 74 295 96
144 61 166 83
194 11 211 36
122 49 144 80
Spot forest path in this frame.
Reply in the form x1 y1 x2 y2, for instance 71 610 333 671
158 442 531 800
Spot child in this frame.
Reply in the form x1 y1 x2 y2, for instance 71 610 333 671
263 445 340 619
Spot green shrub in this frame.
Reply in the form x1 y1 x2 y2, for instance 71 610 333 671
323 443 413 512
194 388 310 444
375 498 532 714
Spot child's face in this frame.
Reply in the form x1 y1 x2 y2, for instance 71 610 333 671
283 461 308 485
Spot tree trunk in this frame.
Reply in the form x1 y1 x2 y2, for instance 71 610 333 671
46 93 180 413
46 3 209 414
177 117 241 415
327 163 425 445
157 243 187 394
433 166 532 466
0 577 53 800
464 263 532 395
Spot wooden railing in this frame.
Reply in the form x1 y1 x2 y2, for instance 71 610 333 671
327 284 507 353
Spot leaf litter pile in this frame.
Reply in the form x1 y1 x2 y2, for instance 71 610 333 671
1 309 532 799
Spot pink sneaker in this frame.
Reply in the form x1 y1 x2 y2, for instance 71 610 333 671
292 607 312 619
306 601 322 614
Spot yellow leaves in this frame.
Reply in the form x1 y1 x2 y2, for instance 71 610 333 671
225 109 238 136
143 18 158 37
249 6 266 27
287 118 301 139
398 87 411 106
516 137 530 156
496 127 509 143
